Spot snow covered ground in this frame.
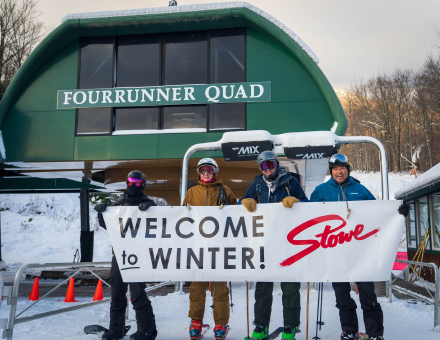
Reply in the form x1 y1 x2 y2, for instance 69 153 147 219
0 171 437 339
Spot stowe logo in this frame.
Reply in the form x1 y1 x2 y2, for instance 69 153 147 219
279 215 379 267
232 146 260 155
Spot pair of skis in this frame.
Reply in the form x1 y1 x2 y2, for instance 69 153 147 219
191 324 230 340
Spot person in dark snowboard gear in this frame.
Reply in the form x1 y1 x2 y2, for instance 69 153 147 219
183 158 237 340
241 151 308 340
94 170 157 340
310 154 408 340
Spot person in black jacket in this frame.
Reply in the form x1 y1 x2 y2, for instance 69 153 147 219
241 151 307 340
94 170 157 340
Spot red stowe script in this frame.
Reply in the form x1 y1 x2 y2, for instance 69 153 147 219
279 215 379 267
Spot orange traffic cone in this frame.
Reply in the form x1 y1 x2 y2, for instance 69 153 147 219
64 277 78 302
93 280 103 301
29 277 39 301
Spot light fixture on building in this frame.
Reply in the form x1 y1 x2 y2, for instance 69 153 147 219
169 0 177 6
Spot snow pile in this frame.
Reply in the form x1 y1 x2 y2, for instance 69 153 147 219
394 162 440 198
220 130 273 143
61 2 319 64
280 131 338 148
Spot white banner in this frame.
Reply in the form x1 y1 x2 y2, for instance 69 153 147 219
103 201 403 283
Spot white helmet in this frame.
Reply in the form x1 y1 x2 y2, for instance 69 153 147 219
197 158 219 173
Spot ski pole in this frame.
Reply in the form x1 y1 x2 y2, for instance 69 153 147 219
313 283 321 340
210 282 217 311
306 282 310 340
244 282 250 340
229 282 234 312
318 283 324 331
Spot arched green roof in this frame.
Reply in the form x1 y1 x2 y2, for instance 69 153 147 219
0 2 347 135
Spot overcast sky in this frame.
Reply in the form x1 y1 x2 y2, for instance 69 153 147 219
37 0 440 88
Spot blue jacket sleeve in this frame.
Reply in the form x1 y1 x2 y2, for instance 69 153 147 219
242 180 257 200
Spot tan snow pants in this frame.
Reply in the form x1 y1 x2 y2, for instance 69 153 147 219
188 281 230 325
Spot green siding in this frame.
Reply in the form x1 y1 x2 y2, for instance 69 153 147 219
74 134 159 160
2 110 75 161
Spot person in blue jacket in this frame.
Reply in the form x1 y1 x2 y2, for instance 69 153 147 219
310 154 409 340
241 150 307 340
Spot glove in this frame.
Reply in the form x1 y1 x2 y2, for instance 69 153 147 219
398 203 410 217
185 203 191 211
241 198 257 212
94 203 107 213
139 202 154 211
282 196 300 208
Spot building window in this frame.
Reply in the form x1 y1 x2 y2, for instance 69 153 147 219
418 197 430 250
116 36 160 87
165 33 208 86
76 28 246 135
115 107 159 131
163 105 207 130
210 28 246 84
431 194 440 251
407 201 416 248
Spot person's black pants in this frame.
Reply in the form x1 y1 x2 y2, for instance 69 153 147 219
254 282 301 328
332 282 383 337
110 255 156 334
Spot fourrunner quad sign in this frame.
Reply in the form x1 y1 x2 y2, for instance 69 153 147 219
103 200 403 283
57 82 271 109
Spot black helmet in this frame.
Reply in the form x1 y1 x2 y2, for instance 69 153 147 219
127 170 147 183
328 154 351 175
257 150 278 166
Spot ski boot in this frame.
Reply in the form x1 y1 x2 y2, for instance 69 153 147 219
251 324 268 340
189 319 203 339
214 324 228 340
129 328 157 340
369 337 384 340
340 331 359 340
101 330 124 340
281 326 297 340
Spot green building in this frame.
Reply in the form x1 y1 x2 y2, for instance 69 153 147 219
0 2 347 260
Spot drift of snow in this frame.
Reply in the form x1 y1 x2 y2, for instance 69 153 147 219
60 2 319 64
395 161 440 198
280 131 338 148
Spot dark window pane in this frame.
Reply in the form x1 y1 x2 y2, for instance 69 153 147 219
209 103 245 131
163 106 207 130
77 108 112 134
210 29 245 84
165 34 207 85
79 37 113 89
117 36 160 87
407 202 416 248
115 107 159 130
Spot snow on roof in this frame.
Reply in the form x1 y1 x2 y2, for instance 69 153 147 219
61 2 319 64
395 162 440 198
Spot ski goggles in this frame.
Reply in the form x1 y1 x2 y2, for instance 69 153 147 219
259 160 277 172
197 165 216 175
126 177 145 187
329 154 351 167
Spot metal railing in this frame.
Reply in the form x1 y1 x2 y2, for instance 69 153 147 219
391 259 439 330
0 262 174 340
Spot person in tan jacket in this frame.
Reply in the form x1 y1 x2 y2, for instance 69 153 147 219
183 158 237 340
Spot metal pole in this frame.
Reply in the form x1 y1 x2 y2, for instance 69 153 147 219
435 263 439 330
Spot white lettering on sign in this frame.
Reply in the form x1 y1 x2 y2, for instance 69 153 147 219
88 91 99 104
172 87 182 101
222 85 235 99
206 86 220 103
302 153 325 159
238 146 260 155
63 92 73 105
250 84 264 98
115 90 126 103
157 88 170 102
184 87 195 101
141 89 154 102
235 85 248 99
73 91 87 105
127 89 139 103
102 91 113 104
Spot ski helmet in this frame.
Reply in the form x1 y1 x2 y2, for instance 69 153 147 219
197 158 219 173
126 170 147 183
257 150 279 168
328 154 351 175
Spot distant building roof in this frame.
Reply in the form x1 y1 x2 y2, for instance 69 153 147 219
395 162 440 200
61 1 319 64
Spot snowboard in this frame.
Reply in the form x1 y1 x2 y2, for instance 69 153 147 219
84 324 131 337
